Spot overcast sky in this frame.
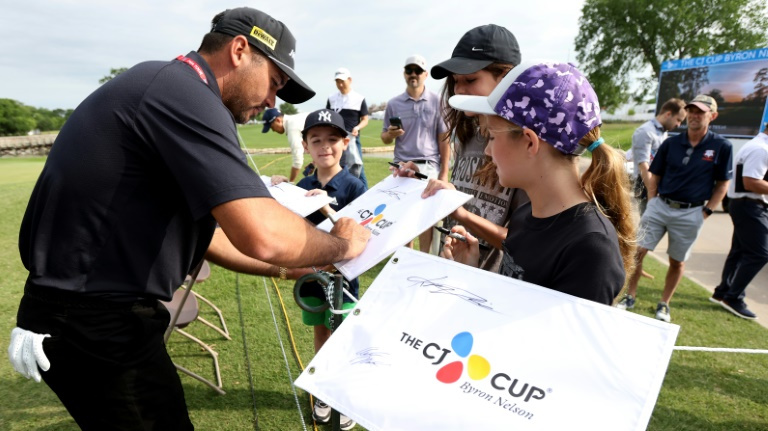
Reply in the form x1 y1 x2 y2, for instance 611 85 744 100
0 0 586 112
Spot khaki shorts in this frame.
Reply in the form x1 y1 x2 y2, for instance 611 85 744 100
638 197 705 262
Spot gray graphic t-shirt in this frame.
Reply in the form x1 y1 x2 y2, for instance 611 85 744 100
443 132 528 272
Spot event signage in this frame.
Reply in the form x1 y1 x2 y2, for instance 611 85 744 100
316 175 471 280
657 47 768 137
295 248 680 431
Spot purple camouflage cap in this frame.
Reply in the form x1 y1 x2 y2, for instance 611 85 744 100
449 60 602 155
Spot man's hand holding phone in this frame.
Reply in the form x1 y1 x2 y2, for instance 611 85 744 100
383 117 405 142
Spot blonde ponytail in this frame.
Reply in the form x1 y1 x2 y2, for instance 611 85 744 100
579 128 636 277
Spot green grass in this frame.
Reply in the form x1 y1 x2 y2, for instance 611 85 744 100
2 124 768 430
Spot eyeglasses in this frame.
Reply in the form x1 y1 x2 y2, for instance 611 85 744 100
682 147 694 165
404 67 424 75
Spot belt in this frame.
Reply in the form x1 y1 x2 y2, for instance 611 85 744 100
659 195 704 209
734 197 768 209
410 159 430 164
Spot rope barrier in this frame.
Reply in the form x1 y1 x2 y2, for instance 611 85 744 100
269 277 320 431
261 276 309 431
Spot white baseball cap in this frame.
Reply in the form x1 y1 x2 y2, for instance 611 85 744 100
404 54 427 70
334 67 351 80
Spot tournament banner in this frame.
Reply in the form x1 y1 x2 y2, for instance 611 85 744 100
316 175 471 280
260 175 334 217
295 248 680 431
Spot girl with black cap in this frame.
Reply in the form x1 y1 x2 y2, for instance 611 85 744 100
398 24 529 272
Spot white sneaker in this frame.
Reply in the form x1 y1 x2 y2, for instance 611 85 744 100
340 414 356 430
655 302 671 323
616 294 635 310
313 400 330 423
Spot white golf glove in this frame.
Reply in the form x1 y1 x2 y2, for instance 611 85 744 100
7 327 51 383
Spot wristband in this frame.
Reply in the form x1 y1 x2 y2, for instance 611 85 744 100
278 267 287 280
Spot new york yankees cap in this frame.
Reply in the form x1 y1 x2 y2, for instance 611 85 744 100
449 60 602 155
211 7 315 103
302 109 349 138
431 24 521 80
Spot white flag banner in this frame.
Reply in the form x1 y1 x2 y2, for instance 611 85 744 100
295 248 680 431
316 175 471 280
260 175 334 218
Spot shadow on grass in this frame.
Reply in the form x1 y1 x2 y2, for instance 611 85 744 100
649 403 768 431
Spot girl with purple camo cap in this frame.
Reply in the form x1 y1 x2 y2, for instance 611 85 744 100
444 61 636 305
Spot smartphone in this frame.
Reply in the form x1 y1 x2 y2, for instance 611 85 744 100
389 117 403 129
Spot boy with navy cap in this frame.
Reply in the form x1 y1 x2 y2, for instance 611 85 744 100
273 108 364 429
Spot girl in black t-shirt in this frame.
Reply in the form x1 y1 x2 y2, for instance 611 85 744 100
441 61 635 305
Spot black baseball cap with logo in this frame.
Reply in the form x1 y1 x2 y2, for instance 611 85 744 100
431 24 521 80
302 109 349 138
211 7 315 103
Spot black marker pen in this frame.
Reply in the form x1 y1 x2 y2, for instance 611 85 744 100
388 161 428 180
434 226 491 251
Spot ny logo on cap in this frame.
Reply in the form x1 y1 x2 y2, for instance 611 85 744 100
318 110 332 122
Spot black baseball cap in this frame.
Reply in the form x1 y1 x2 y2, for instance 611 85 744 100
302 109 348 138
211 7 315 104
431 24 521 80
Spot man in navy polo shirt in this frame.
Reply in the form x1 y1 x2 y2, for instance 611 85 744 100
8 7 370 430
618 95 732 322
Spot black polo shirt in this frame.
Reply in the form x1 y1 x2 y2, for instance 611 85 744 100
19 51 270 301
650 130 732 203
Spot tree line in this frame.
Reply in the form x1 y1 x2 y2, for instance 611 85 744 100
0 99 72 136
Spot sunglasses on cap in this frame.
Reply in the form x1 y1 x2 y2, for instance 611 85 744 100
404 66 425 75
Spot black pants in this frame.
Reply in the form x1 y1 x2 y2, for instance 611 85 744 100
16 286 194 431
715 199 768 301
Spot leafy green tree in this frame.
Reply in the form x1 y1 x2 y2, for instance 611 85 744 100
575 0 768 110
745 67 768 104
99 67 128 84
30 107 70 131
0 99 36 136
279 102 298 115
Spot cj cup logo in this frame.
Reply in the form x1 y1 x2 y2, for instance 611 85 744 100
401 330 549 404
358 204 394 236
437 332 490 383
